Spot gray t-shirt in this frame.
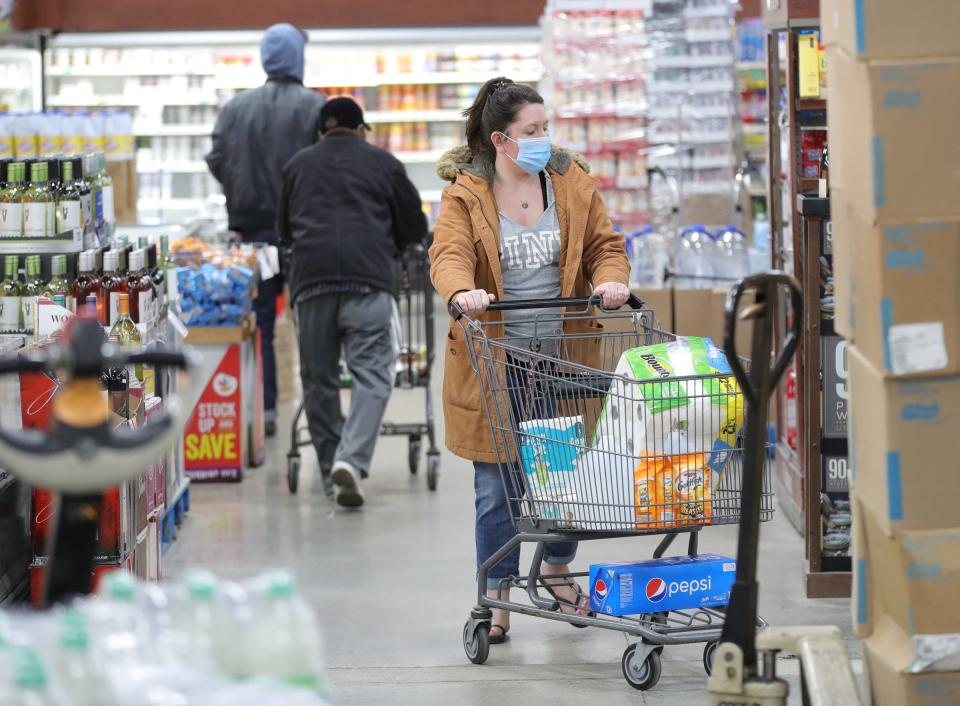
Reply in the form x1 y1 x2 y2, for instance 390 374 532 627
499 173 562 353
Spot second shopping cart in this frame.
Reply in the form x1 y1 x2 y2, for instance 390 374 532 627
287 242 440 493
451 294 771 692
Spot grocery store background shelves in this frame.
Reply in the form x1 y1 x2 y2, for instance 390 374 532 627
138 160 209 174
366 109 464 124
133 124 216 137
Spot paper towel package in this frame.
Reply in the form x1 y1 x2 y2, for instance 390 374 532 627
593 337 743 474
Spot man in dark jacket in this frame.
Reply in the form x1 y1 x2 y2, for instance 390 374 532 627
205 23 324 437
279 97 427 507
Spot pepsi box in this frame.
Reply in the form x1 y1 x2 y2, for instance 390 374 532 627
589 554 737 616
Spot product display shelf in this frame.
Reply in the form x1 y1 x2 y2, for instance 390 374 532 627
541 0 652 232
159 478 190 554
762 2 848 598
644 0 739 202
0 39 44 113
44 27 543 226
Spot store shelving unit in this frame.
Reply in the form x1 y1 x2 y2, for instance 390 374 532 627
763 0 849 599
44 27 543 226
0 34 44 113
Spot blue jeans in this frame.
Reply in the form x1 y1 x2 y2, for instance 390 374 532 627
474 356 577 590
474 462 578 589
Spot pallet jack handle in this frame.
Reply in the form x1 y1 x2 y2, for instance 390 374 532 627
719 272 802 673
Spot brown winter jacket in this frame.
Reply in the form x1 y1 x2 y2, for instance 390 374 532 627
429 145 629 462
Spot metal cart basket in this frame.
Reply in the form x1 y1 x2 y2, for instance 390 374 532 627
453 295 772 691
287 242 440 493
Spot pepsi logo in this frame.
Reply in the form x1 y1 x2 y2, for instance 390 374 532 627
592 578 608 601
645 577 666 603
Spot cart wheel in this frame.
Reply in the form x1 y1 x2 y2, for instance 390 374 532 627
427 455 439 491
287 456 300 495
463 620 490 665
408 437 422 475
703 641 719 676
621 644 662 691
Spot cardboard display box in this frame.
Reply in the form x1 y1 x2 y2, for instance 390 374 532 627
632 287 673 333
673 287 753 359
848 345 960 530
864 618 960 706
821 0 960 60
826 48 960 223
852 498 960 639
832 193 960 378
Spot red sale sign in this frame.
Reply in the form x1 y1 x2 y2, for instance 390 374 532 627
183 344 243 481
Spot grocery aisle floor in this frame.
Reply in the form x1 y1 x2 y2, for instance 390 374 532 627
165 309 861 705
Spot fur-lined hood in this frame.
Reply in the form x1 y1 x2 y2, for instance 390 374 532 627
436 145 591 183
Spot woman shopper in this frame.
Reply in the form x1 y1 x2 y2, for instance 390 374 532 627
429 77 630 645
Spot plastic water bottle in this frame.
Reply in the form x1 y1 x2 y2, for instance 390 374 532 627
628 226 664 288
676 224 715 288
248 572 327 696
172 569 244 677
93 571 149 665
713 225 751 281
56 611 116 706
12 647 58 706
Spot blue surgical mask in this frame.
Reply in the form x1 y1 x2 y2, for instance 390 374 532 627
501 134 551 174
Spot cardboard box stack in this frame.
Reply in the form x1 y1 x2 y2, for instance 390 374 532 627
823 1 960 702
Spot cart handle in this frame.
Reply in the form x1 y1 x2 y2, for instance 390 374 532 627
448 293 645 322
723 272 802 408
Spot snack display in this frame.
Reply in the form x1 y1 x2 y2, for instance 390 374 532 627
172 237 258 328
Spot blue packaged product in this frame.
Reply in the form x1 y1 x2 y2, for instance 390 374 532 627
589 554 736 616
227 264 255 289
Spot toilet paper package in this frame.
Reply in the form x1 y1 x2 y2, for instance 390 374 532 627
519 416 585 522
593 337 743 475
557 440 637 529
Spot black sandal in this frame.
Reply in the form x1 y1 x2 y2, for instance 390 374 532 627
542 580 594 628
489 624 510 644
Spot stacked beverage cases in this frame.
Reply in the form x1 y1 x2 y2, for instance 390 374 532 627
0 571 330 706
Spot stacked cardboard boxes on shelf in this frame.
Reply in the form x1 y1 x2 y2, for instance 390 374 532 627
823 0 960 701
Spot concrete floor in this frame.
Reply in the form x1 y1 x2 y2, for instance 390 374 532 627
165 312 861 705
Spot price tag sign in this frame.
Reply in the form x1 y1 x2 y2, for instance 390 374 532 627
822 220 833 256
823 455 851 493
822 336 848 438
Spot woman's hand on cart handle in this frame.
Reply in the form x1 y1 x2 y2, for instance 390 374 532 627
594 282 630 309
450 289 496 320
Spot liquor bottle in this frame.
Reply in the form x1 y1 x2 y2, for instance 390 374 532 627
73 250 102 317
0 255 22 332
85 154 103 242
109 293 143 382
0 161 25 239
56 158 82 237
103 332 129 420
95 154 115 242
71 157 93 247
126 248 155 330
42 255 71 303
46 158 62 194
160 234 179 311
140 238 165 312
21 255 45 334
101 250 125 327
22 161 55 239
0 158 10 188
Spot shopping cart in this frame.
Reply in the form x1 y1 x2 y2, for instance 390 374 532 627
286 242 440 494
452 294 771 691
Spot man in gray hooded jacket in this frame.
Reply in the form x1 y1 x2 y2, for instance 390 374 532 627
206 23 324 436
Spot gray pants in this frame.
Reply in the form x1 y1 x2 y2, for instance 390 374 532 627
296 291 397 474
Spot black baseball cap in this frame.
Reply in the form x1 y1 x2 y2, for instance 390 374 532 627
319 97 371 134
